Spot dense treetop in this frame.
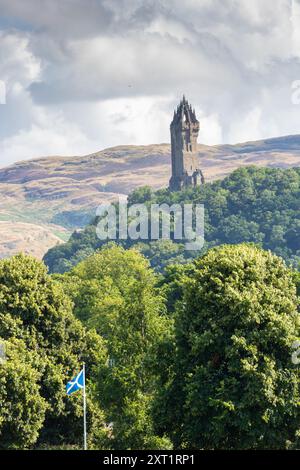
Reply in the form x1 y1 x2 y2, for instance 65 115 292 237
2 164 300 450
0 254 107 449
155 244 300 449
57 245 173 449
43 166 300 273
0 243 300 449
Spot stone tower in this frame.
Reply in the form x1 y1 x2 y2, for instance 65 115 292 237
169 96 205 191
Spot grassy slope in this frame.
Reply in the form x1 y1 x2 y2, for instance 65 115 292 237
0 135 300 259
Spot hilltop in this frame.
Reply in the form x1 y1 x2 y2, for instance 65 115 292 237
0 134 300 259
43 166 300 273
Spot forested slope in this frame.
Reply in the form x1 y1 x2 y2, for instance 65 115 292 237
44 166 300 273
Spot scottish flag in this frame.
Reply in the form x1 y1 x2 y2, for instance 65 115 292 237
66 368 84 395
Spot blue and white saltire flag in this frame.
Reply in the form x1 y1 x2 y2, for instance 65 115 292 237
66 368 84 395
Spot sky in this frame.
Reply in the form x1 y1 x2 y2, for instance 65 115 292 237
1 0 300 166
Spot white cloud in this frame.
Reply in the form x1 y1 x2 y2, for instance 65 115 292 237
198 113 223 145
0 112 93 166
228 107 262 144
0 0 300 165
0 80 6 104
0 32 40 86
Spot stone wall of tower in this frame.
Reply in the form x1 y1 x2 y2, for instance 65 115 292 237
169 96 205 191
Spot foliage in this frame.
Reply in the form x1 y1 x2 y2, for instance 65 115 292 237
156 263 196 315
58 245 173 449
0 254 107 448
155 244 300 449
127 185 153 204
0 339 47 449
43 167 300 274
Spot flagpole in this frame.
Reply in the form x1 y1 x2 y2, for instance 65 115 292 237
83 362 87 450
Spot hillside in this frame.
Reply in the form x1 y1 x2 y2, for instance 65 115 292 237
44 166 300 274
0 134 300 259
0 221 69 259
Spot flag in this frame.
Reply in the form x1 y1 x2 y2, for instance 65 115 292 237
66 368 84 395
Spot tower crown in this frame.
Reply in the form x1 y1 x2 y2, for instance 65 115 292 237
171 95 199 127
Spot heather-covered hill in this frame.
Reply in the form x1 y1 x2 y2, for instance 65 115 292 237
0 135 300 259
44 166 300 274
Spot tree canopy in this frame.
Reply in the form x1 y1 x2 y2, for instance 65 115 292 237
0 254 107 448
58 245 173 449
155 244 300 449
43 167 300 274
0 339 47 449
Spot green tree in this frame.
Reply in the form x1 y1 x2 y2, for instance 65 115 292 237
44 167 300 274
156 263 196 315
0 254 107 447
0 339 47 449
59 245 172 449
157 244 300 449
136 240 191 273
127 186 153 204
